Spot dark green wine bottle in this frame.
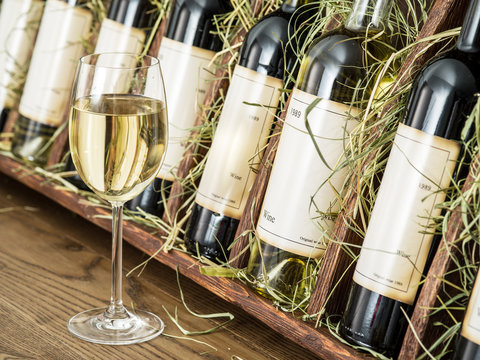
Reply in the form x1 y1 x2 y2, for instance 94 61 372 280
0 0 44 132
341 0 480 355
246 0 393 303
11 0 93 166
125 0 231 216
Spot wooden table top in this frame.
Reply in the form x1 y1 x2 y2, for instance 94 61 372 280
0 174 320 359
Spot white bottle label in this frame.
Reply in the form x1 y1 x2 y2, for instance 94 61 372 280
354 123 460 305
156 37 216 181
19 0 92 126
94 18 145 54
90 19 146 96
462 274 480 345
0 0 44 109
195 65 283 219
257 88 359 258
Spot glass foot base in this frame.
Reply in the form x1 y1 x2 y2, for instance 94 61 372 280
68 307 164 345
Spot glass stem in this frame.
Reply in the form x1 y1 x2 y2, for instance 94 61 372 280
107 202 127 318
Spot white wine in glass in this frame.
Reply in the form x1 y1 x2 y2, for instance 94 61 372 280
67 53 167 345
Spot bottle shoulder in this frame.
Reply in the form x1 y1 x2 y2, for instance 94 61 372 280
242 14 291 48
106 0 157 28
165 0 228 50
238 12 292 78
404 51 480 138
306 26 391 65
296 27 364 100
306 30 363 65
189 0 231 12
238 3 318 78
415 52 480 96
296 26 394 101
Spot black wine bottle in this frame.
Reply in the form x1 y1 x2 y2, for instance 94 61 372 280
64 0 158 189
0 0 44 132
10 0 93 166
246 0 393 303
125 0 230 216
454 335 480 360
95 0 157 53
340 0 480 355
183 0 314 263
454 270 480 360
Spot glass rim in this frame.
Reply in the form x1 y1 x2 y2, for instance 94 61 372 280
79 52 160 70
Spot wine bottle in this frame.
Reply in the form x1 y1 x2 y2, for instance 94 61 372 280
125 0 230 216
454 271 480 360
0 0 44 132
246 0 393 302
64 0 158 189
10 0 93 166
340 0 480 355
183 0 314 263
94 0 157 53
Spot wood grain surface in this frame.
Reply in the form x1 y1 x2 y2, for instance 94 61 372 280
0 173 322 360
0 155 373 359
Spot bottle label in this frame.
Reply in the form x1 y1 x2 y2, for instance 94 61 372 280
18 0 92 127
90 19 146 96
353 123 460 305
156 37 216 181
462 274 480 345
256 88 359 258
94 18 145 54
0 0 44 109
195 65 283 219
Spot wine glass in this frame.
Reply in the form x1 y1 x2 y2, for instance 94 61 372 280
67 53 168 345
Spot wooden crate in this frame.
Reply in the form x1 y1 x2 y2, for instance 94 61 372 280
1 0 476 358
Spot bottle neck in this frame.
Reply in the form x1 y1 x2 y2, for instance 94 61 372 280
345 0 393 33
107 0 157 28
165 0 226 50
280 0 312 15
457 0 480 53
